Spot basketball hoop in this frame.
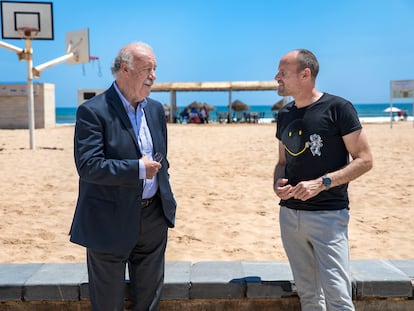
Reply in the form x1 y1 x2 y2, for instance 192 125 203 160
17 27 39 39
82 55 102 77
0 1 54 150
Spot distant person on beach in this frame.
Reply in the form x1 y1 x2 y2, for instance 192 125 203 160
273 49 373 310
70 42 177 311
199 105 209 123
179 108 189 123
189 107 200 123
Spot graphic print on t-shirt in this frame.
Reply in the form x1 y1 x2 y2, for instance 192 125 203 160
281 119 323 157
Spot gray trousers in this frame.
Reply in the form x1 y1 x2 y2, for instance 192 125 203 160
87 196 168 311
280 206 355 311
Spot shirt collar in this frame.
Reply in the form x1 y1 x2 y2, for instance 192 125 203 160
113 82 148 112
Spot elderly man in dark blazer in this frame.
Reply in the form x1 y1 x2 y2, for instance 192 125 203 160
70 42 176 311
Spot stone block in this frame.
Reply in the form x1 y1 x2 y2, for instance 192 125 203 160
24 263 87 301
190 261 245 299
0 263 42 301
351 260 412 298
241 261 296 298
162 261 191 300
390 260 414 279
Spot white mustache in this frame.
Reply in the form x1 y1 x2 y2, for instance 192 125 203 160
144 79 153 86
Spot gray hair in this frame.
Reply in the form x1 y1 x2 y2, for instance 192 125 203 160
111 42 153 77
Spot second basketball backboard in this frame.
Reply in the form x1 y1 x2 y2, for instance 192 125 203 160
65 28 90 64
1 1 53 40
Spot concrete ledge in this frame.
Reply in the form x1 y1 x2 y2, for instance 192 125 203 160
351 260 413 298
0 263 42 301
190 261 245 299
241 261 295 298
162 261 191 300
25 263 87 301
0 260 413 310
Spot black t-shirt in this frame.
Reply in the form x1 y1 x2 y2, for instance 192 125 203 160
276 93 362 211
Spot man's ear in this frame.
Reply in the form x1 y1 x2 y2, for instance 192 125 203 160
121 62 129 73
303 68 311 79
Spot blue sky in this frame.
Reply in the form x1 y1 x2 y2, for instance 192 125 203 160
0 0 413 107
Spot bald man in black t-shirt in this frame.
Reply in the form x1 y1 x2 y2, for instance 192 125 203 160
273 49 373 311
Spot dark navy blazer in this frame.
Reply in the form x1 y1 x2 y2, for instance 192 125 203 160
69 84 176 254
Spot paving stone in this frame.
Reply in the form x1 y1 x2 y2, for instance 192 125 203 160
390 260 414 279
190 261 245 299
80 262 192 301
2 260 414 305
24 263 87 301
241 261 296 298
351 260 412 298
162 261 191 300
0 263 43 301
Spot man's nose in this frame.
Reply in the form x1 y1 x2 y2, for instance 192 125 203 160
274 72 280 80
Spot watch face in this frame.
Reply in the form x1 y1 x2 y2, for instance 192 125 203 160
323 176 331 187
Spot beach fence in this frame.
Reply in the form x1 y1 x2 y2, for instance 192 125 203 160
0 83 55 129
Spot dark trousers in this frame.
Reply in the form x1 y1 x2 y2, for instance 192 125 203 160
87 196 168 311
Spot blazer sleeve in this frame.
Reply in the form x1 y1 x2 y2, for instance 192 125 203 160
74 98 141 187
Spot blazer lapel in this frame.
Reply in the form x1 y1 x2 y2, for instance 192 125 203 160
144 102 161 153
106 84 141 154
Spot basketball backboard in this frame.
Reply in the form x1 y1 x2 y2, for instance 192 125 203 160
1 1 53 40
65 28 89 64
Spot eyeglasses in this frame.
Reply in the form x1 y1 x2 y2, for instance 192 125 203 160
154 152 163 163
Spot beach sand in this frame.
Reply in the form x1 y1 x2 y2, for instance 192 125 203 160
0 121 413 263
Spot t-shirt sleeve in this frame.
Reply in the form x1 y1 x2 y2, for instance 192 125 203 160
337 101 362 136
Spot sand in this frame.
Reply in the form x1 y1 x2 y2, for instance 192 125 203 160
0 121 413 264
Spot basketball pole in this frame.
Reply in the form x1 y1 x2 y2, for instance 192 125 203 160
0 37 76 150
0 37 36 149
0 23 89 150
1 35 81 150
0 2 87 150
25 38 36 149
0 39 37 149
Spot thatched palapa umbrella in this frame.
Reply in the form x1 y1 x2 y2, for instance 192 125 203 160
230 99 249 112
186 101 215 111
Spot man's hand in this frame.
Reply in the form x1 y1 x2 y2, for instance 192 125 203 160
274 178 294 200
141 155 162 179
290 178 323 201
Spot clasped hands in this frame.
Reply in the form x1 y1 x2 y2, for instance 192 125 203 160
274 178 322 201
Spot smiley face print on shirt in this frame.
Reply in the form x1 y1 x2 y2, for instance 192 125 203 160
281 119 323 157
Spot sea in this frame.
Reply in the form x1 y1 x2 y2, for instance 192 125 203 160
56 102 413 125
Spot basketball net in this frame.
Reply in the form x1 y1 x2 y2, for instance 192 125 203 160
82 56 102 77
17 27 39 39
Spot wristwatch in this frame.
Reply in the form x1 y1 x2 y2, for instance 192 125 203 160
322 175 331 190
